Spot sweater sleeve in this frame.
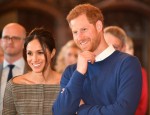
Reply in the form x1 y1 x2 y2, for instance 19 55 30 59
2 81 17 115
53 66 85 115
77 56 142 115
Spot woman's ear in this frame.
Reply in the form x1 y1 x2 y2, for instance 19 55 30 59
51 49 56 59
96 20 103 31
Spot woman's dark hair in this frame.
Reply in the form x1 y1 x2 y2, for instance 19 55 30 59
23 28 55 68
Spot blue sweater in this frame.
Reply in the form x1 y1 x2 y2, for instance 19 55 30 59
53 51 142 115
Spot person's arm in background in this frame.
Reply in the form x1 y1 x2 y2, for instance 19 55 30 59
135 67 148 115
3 81 17 115
77 56 142 115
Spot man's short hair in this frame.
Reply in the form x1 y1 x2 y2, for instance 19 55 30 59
66 4 104 25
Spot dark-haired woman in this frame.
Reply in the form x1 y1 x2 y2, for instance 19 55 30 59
2 28 61 115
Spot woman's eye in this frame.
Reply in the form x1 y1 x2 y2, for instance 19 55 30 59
27 52 32 55
73 31 77 35
38 51 44 54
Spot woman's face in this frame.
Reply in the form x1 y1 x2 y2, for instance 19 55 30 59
26 39 48 73
64 47 80 66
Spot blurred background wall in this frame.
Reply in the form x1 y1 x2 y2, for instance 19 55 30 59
0 0 150 114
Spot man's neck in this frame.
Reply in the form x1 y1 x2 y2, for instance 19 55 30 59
94 34 108 56
4 55 23 64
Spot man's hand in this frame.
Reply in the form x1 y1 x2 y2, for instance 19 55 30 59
79 99 85 106
77 51 95 75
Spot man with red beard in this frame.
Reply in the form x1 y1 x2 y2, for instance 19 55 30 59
53 4 142 115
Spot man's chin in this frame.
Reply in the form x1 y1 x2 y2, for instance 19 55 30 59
7 53 18 56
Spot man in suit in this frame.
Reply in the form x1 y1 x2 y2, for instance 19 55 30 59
0 23 29 114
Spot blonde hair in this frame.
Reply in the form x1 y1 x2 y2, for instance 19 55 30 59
55 40 80 73
125 36 134 55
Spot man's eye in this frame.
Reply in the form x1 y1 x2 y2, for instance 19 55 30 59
81 28 87 33
83 28 87 31
2 36 9 39
12 36 21 40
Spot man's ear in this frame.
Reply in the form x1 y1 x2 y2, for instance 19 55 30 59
96 20 103 31
51 49 56 59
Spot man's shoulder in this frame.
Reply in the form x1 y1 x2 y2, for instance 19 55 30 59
112 51 141 69
63 64 77 74
0 62 3 66
60 64 77 79
112 50 136 60
0 62 3 70
60 64 77 87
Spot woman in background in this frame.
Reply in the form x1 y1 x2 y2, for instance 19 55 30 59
55 40 81 74
3 28 61 115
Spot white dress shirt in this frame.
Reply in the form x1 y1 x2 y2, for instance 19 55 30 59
0 57 25 115
95 45 115 62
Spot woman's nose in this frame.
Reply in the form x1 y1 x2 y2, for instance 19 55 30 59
32 54 38 62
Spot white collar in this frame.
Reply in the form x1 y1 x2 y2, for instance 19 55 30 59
95 45 115 62
3 57 25 69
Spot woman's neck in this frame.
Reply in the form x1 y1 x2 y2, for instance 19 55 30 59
31 68 52 83
30 68 60 84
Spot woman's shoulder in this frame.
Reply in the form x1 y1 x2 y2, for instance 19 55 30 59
6 74 30 89
12 72 31 84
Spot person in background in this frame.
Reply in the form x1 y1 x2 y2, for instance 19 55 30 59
104 26 126 52
53 4 142 115
0 23 29 115
55 40 81 74
104 26 148 115
125 36 134 55
0 32 4 63
0 46 3 63
3 28 61 115
125 36 148 115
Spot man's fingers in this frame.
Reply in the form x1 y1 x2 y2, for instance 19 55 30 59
80 51 95 63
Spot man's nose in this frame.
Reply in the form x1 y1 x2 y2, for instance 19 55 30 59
7 37 14 43
77 32 84 40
